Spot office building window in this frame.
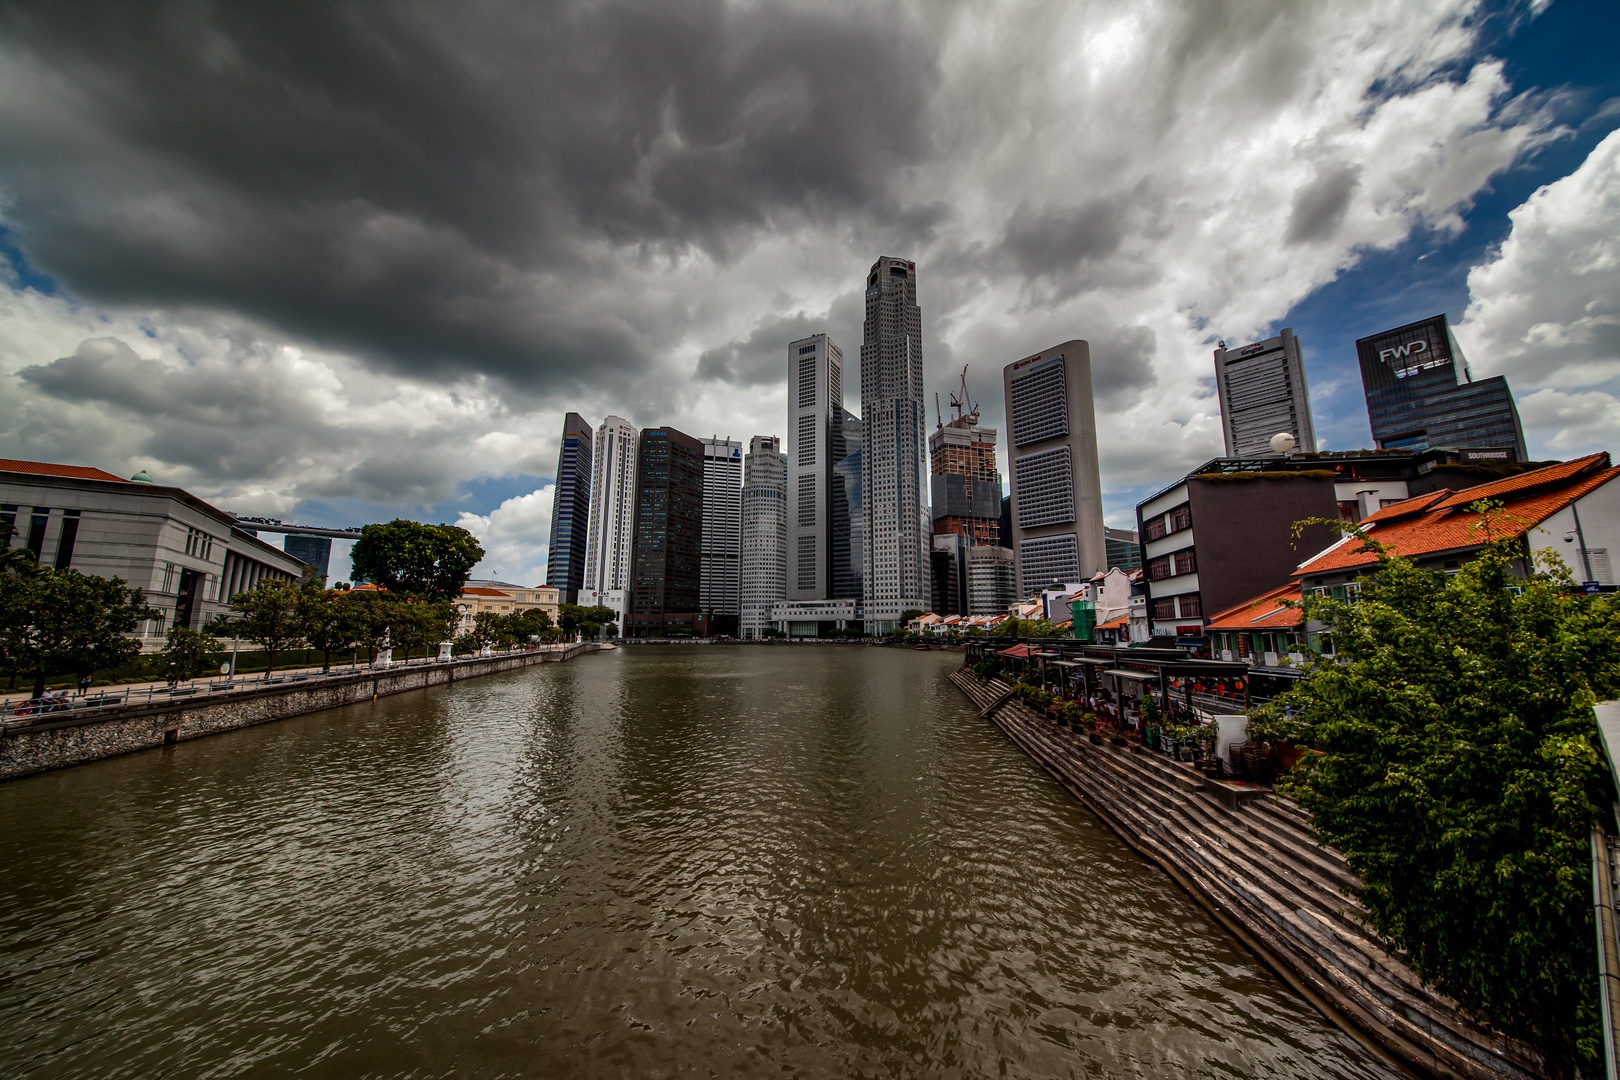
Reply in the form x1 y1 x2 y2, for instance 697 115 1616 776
1143 516 1166 541
1168 505 1191 533
796 536 816 589
27 507 50 561
798 475 816 526
798 357 817 409
1013 446 1075 528
1174 548 1196 576
1151 597 1176 621
185 526 215 560
1008 362 1069 446
1177 594 1201 618
797 414 817 465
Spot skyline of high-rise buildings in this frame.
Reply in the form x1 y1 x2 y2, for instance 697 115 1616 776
700 436 744 633
545 412 593 606
1356 314 1527 461
740 435 787 639
1003 341 1108 597
860 255 930 632
1213 328 1316 457
786 333 844 602
581 414 637 626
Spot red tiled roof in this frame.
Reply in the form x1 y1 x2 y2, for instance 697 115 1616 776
1429 452 1609 510
1298 458 1620 576
997 644 1034 658
461 587 512 597
1096 614 1129 630
0 458 129 483
1361 489 1451 524
1205 583 1303 630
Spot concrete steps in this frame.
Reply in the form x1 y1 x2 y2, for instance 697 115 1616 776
951 670 1545 1080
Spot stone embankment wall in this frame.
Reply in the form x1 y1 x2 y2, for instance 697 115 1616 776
1 643 599 783
951 669 1546 1080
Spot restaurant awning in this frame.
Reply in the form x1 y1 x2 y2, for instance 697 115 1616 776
1103 668 1157 682
1051 660 1081 668
997 645 1034 658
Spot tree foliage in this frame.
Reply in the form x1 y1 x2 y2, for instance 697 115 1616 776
348 519 483 600
557 603 613 639
1259 530 1619 1073
162 626 215 684
334 590 392 663
296 577 354 672
0 566 156 697
228 578 305 675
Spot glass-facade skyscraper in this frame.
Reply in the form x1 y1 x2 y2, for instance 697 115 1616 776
546 412 593 604
1356 314 1527 459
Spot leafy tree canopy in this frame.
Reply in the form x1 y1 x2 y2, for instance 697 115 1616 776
228 578 305 674
0 567 156 697
162 626 215 684
1257 526 1619 1074
348 519 483 600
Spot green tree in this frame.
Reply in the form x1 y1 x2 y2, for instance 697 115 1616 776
996 617 1060 638
229 578 305 676
347 519 484 601
469 610 502 650
297 577 352 673
161 626 215 684
0 567 155 698
391 597 456 660
1258 527 1618 1074
335 589 391 664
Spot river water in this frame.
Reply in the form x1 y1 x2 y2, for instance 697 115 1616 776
0 646 1400 1078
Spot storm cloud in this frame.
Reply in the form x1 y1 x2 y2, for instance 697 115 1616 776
0 0 1594 578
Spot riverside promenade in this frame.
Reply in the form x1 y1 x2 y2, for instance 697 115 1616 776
950 666 1546 1080
1 643 600 782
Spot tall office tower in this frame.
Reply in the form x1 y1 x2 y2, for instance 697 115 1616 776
1213 328 1316 456
546 412 593 605
625 427 706 638
1003 341 1107 597
581 415 638 624
282 533 332 579
787 333 845 601
701 436 744 632
830 408 863 600
1356 314 1527 459
740 436 787 639
860 255 929 631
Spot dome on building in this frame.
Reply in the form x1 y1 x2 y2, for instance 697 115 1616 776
129 469 154 484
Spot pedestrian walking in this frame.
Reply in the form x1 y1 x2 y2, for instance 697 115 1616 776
78 674 91 697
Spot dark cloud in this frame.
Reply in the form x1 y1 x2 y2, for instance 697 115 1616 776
1285 164 1360 244
1087 323 1158 402
696 311 829 387
0 0 943 391
1000 198 1128 278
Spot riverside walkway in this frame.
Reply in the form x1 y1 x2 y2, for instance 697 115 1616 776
951 666 1546 1080
1 642 599 780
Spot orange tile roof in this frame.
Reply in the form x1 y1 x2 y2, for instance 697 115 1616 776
1298 458 1620 576
1429 452 1609 510
1361 489 1451 524
1205 583 1303 630
1096 614 1129 630
0 458 130 483
461 587 513 597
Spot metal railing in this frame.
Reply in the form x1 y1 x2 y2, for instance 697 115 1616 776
0 645 568 731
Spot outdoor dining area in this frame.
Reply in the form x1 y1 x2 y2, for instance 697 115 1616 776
964 638 1279 774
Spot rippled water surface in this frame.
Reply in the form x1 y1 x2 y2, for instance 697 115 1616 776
0 646 1401 1078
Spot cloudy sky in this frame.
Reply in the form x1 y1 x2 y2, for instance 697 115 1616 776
1 0 1616 584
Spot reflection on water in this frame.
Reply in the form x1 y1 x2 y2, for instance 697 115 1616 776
0 646 1400 1078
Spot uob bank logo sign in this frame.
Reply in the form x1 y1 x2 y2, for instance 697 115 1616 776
1380 339 1445 379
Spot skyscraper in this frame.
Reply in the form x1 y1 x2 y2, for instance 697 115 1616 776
1003 341 1107 597
546 412 593 605
787 333 844 601
1213 328 1316 456
625 427 705 638
860 255 929 631
928 369 1002 617
740 435 787 639
581 415 637 625
830 408 862 600
1356 314 1527 459
701 436 744 633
